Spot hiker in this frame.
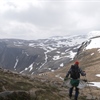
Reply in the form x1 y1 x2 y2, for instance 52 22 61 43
64 61 86 100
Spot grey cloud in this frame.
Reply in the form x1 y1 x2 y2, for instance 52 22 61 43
3 2 75 25
1 1 100 39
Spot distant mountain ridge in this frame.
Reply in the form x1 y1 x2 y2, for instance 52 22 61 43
76 34 100 56
0 34 89 75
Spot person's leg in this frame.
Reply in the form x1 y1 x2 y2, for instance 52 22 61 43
74 87 79 100
69 87 73 98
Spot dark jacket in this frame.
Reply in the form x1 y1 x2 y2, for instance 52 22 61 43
66 64 86 79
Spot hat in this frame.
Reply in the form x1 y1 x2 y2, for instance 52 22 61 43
75 61 79 65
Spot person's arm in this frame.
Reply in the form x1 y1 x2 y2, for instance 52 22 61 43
79 68 86 76
65 68 71 77
64 69 71 81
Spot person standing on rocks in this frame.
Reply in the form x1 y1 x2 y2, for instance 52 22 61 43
64 61 86 100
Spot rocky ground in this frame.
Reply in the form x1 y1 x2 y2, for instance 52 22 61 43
0 67 100 100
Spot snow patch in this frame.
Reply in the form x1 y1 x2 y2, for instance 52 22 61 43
89 74 100 88
14 58 18 69
20 63 34 73
25 52 29 56
28 63 34 72
38 50 48 69
22 50 29 56
55 74 64 80
48 68 51 70
47 46 57 51
67 51 77 60
61 52 65 55
96 74 100 77
97 49 100 53
91 53 94 56
60 63 64 67
14 42 23 46
51 70 55 72
53 55 60 60
89 82 100 88
32 72 34 75
86 38 100 50
53 51 76 61
29 43 35 47
56 51 60 53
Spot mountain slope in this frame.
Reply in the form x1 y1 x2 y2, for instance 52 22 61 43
0 35 87 75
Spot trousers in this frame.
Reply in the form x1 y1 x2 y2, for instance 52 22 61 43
69 87 79 100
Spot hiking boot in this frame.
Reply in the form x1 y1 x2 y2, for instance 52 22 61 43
74 97 78 100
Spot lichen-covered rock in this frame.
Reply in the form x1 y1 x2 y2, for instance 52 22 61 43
0 90 30 100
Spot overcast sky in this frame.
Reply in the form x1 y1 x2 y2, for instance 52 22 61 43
0 0 100 40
